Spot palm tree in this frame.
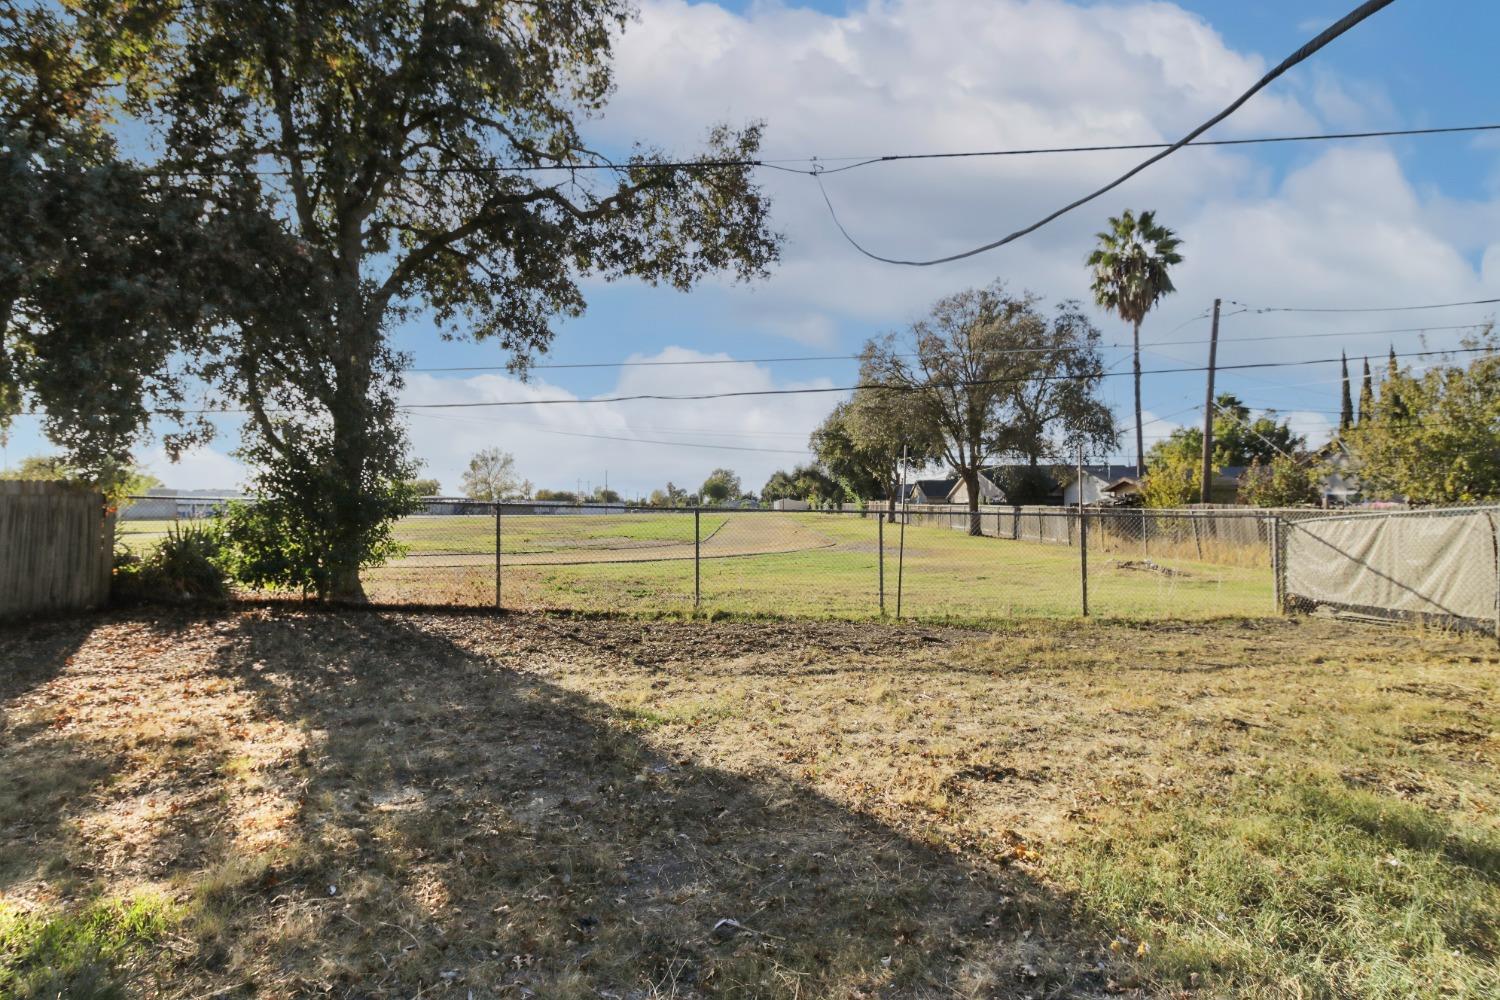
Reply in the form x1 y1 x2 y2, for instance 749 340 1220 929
1087 210 1184 478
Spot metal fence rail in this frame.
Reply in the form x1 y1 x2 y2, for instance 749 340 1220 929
112 495 1500 630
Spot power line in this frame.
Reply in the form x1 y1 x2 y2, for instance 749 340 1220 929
804 123 1500 174
393 344 1491 411
1228 296 1500 314
813 0 1398 266
134 121 1499 180
407 320 1491 375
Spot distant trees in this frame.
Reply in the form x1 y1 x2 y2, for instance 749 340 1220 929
1143 394 1303 507
861 283 1114 534
647 482 691 507
1238 455 1319 507
1147 395 1301 470
1088 210 1184 478
824 364 943 521
406 478 442 497
761 465 839 507
534 489 578 503
1344 335 1500 503
461 449 531 502
699 468 743 505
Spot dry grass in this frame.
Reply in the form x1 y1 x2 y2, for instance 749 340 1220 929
1 609 1496 998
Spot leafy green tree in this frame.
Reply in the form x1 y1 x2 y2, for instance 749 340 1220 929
34 0 779 600
460 448 529 502
1237 454 1319 507
534 489 578 503
699 468 742 505
1148 395 1302 476
809 403 885 508
862 284 1115 535
1345 336 1500 502
2 4 219 483
760 470 799 503
1142 446 1207 508
839 365 943 521
1087 209 1183 479
406 478 441 496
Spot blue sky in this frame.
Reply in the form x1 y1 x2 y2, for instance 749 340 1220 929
7 0 1499 498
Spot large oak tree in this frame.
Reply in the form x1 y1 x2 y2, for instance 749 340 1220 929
8 0 780 598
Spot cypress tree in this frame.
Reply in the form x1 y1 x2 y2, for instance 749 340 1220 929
1358 356 1375 424
1386 345 1407 421
1339 352 1354 431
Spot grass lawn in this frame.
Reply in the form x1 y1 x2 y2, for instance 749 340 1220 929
2 609 1495 998
120 512 1272 620
479 513 1273 620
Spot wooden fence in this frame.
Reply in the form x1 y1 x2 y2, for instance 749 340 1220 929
0 481 114 621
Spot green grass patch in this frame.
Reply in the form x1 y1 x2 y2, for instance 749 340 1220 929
1062 771 1500 997
0 891 181 1000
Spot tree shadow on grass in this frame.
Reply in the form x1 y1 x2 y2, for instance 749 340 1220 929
198 609 1119 998
0 619 103 893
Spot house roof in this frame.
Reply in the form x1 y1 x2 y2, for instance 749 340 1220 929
903 478 957 500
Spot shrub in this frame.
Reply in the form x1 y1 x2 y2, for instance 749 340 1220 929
113 521 231 604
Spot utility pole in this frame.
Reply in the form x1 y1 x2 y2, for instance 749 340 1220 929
1199 297 1221 505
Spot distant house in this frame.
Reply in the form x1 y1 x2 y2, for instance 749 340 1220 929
1316 441 1361 506
946 471 1007 506
771 498 810 511
1060 464 1142 505
901 478 958 504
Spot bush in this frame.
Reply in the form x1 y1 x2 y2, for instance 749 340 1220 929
216 490 411 598
113 521 232 604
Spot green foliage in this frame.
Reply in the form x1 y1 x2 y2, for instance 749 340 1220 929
218 473 419 599
1142 446 1207 508
113 520 232 604
1146 395 1302 482
535 489 580 504
699 468 743 504
1345 337 1500 502
761 465 839 505
406 477 441 496
1237 454 1319 507
0 892 179 1000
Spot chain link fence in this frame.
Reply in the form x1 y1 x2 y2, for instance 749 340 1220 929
113 495 1500 630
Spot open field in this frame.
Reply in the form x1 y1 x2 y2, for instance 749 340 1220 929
3 609 1496 998
121 511 1278 619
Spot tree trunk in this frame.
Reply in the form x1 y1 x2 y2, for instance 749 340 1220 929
325 289 378 603
961 467 982 536
1132 317 1144 480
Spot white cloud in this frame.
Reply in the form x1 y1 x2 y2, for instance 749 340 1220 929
140 444 246 493
399 348 833 497
591 0 1498 376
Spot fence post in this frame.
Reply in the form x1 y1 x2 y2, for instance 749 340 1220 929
878 512 885 615
1270 515 1285 615
694 507 701 610
494 503 502 611
1077 447 1089 616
